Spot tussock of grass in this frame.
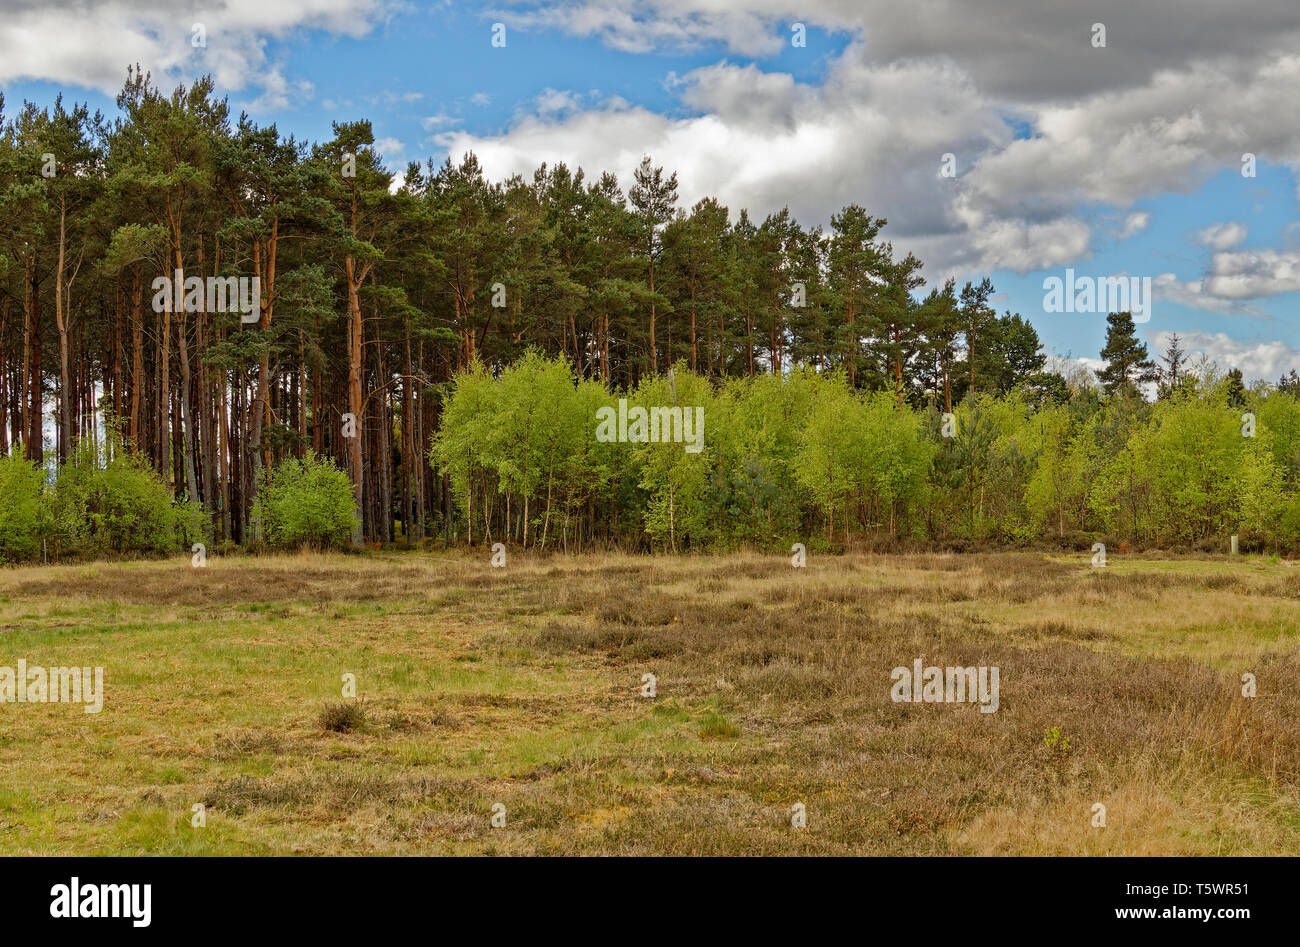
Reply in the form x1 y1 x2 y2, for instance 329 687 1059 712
318 701 366 733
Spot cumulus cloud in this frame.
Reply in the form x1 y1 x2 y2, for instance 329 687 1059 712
373 136 405 160
491 0 799 57
1150 273 1268 319
437 49 1084 273
1119 212 1150 239
497 1 1300 100
10 0 1300 299
0 0 390 107
533 88 587 116
240 66 314 113
954 54 1300 225
1196 223 1248 250
1150 236 1300 315
1205 249 1300 299
1150 330 1300 383
435 15 1300 279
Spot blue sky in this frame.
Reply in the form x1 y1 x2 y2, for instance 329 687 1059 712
3 1 1298 382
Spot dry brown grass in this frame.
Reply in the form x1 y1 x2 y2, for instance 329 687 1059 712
0 548 1295 855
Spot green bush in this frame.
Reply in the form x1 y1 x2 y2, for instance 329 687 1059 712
0 454 48 564
175 500 209 550
254 453 357 549
53 444 178 556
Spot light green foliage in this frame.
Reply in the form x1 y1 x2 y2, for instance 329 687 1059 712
429 360 501 540
559 376 622 541
431 353 618 548
1023 404 1080 536
710 371 815 544
632 364 717 550
1237 439 1284 535
856 391 934 535
52 442 177 556
430 352 1300 551
254 453 358 549
942 398 1000 538
0 453 48 563
977 393 1039 541
1089 391 1285 542
496 351 592 546
1256 391 1300 484
792 371 865 541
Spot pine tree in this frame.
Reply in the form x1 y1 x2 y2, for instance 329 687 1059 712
1226 367 1246 406
827 205 888 387
956 277 995 398
1158 333 1186 399
1097 311 1157 397
628 156 677 375
917 279 960 410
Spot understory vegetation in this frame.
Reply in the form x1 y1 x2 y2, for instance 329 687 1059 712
5 349 1297 561
0 441 354 563
429 352 1300 553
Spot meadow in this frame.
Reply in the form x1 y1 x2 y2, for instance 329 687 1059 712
0 549 1296 855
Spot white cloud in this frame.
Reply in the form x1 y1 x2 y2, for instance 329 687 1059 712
1151 273 1269 318
955 54 1300 224
1150 330 1300 383
0 0 390 105
1120 212 1150 239
1196 222 1248 250
533 88 586 115
373 137 406 165
493 1 796 57
435 27 1300 278
240 67 314 113
438 50 1077 273
500 1 1300 101
1149 240 1300 313
1205 249 1300 299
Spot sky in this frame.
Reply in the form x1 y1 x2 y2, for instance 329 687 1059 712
2 0 1299 383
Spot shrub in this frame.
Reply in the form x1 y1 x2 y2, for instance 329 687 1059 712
53 444 177 557
318 701 366 733
254 453 357 549
0 454 48 564
174 500 209 550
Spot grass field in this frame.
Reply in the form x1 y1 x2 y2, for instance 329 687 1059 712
1 549 1297 855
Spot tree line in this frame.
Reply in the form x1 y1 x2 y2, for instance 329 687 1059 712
2 69 1294 553
432 350 1300 553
